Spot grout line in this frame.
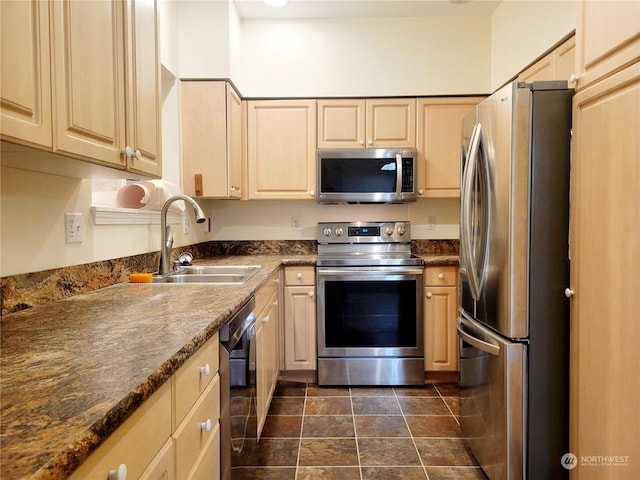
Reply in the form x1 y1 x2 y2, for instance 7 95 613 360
294 382 307 479
394 387 431 480
349 386 365 480
434 384 460 427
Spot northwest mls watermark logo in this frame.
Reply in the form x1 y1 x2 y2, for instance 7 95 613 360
562 452 630 469
561 453 578 470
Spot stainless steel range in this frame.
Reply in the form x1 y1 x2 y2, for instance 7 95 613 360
316 221 425 386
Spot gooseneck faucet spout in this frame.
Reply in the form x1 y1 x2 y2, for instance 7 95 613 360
159 195 206 275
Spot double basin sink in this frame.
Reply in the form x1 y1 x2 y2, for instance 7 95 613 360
152 265 262 284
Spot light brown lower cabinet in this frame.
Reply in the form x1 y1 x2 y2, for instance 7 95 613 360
424 266 459 377
283 266 316 372
69 333 220 480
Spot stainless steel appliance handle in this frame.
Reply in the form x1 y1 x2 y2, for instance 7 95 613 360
396 153 403 194
456 313 500 356
317 267 424 276
460 123 482 301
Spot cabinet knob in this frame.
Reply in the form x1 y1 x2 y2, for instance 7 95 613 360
367 139 373 145
426 291 432 298
133 149 141 160
200 419 212 432
200 363 211 376
230 185 239 192
308 291 314 297
569 74 578 84
121 146 132 158
418 188 424 195
565 288 575 298
273 300 278 307
108 464 127 480
309 190 315 197
438 273 445 279
297 272 303 279
263 315 270 324
359 139 365 145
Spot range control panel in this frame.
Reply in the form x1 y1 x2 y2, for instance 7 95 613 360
318 221 411 243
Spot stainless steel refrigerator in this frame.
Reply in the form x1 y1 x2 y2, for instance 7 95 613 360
457 81 573 480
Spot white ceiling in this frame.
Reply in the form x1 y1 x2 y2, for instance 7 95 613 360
233 0 503 20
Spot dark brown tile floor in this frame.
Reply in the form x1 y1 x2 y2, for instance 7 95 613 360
232 380 487 480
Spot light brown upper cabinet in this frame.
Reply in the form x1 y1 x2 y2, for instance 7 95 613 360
181 81 243 198
0 0 52 150
1 0 161 178
416 97 483 198
575 0 640 90
518 36 576 84
247 100 317 200
317 98 416 149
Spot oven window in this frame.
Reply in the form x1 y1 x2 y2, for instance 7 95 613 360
324 280 417 348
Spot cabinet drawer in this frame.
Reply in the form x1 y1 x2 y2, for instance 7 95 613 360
69 380 172 480
424 266 457 286
140 437 176 480
174 333 219 426
187 419 221 480
284 266 315 285
255 270 280 315
174 374 220 480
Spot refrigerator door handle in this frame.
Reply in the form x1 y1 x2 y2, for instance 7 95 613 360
461 123 482 300
457 314 500 356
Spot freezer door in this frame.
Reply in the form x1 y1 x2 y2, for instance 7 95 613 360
458 312 525 480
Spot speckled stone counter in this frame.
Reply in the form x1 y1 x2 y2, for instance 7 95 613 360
0 249 457 479
0 255 314 480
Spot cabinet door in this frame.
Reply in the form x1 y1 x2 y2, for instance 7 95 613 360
227 84 243 198
284 285 316 371
317 99 366 148
555 35 576 84
126 0 161 177
0 0 52 149
576 0 640 89
518 51 555 82
247 100 317 199
417 98 481 197
52 0 127 168
569 62 640 479
256 294 280 437
424 286 458 372
180 81 228 197
366 98 416 148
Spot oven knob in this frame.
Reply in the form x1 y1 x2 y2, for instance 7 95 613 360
396 225 406 236
384 227 394 236
323 227 332 237
335 227 343 236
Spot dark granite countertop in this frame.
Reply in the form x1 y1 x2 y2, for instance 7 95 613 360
0 252 455 479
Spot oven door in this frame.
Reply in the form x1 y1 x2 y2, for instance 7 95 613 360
317 266 424 358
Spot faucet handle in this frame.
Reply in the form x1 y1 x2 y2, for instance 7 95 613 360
177 252 194 266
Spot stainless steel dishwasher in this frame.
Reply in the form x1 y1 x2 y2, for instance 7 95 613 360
219 297 256 480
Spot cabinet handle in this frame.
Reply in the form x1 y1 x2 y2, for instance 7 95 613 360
309 190 315 197
297 272 303 279
359 139 365 145
438 273 445 279
308 291 314 297
367 139 373 145
133 149 141 160
569 74 578 84
565 288 575 298
200 363 211 376
418 188 424 195
108 464 127 480
121 146 132 158
426 291 432 298
200 419 212 432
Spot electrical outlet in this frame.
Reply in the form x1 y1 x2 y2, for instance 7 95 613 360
64 213 83 243
426 215 436 230
183 216 190 236
291 216 301 231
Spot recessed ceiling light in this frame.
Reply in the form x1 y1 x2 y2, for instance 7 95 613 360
264 0 288 6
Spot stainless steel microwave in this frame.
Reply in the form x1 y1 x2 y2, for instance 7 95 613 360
317 148 418 204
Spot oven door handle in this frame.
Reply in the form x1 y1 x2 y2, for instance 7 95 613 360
317 267 425 276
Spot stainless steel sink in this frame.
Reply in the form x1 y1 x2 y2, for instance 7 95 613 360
151 265 262 284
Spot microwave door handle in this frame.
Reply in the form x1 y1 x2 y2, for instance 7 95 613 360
396 153 402 194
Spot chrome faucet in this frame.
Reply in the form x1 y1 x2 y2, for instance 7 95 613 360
159 195 206 275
